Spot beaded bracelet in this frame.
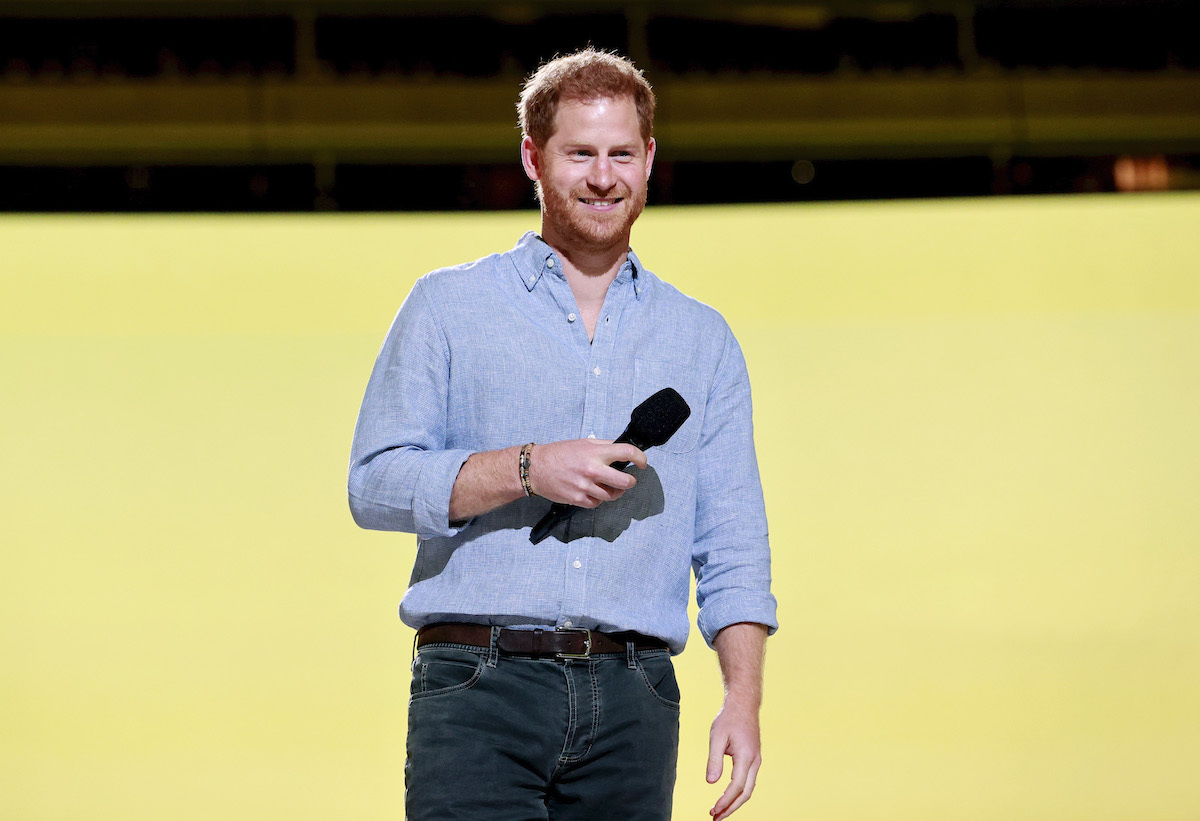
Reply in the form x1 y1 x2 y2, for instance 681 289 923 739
519 443 536 497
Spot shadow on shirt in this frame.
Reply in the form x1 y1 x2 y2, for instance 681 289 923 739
446 464 665 556
562 464 665 544
409 467 666 590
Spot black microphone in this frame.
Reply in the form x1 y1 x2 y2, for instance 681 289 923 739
528 387 691 544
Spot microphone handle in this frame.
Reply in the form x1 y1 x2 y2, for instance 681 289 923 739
528 458 635 545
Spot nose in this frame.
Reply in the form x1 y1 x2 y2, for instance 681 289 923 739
588 155 615 193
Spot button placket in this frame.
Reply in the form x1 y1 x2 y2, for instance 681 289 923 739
577 277 634 447
561 541 591 626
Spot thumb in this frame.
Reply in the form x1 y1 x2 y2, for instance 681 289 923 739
707 729 725 784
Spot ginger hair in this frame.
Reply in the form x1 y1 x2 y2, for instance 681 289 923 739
518 48 655 148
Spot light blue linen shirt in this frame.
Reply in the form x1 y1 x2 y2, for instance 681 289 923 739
348 232 777 653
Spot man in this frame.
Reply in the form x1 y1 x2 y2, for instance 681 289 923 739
349 48 776 820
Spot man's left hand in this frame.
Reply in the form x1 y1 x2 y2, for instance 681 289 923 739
706 699 762 819
707 622 768 819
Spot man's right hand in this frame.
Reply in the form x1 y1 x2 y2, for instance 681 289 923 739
447 439 646 524
528 439 647 508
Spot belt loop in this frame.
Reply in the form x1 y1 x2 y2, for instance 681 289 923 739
626 640 636 669
487 626 501 668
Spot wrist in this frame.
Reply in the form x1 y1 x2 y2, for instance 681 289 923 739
722 686 762 712
519 442 537 498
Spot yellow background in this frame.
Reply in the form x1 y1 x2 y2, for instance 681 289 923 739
3 194 1199 819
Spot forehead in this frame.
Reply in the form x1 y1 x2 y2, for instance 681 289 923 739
549 96 643 145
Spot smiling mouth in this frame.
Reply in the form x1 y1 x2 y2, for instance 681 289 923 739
579 197 623 206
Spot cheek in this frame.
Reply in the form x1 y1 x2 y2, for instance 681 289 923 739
550 171 583 193
622 168 648 189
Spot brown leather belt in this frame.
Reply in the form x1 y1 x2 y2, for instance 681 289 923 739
416 623 668 659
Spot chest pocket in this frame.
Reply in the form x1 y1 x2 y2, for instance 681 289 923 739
632 357 706 455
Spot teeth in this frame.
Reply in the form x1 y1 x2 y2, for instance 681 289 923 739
581 198 620 205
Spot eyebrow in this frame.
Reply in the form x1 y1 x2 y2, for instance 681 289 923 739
561 143 641 152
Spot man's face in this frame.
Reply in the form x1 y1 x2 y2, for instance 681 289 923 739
521 96 656 255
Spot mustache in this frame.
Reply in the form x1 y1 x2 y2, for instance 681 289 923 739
572 186 633 200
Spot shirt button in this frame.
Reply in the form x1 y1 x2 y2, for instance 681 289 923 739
586 433 596 439
567 312 577 322
573 560 582 569
592 367 601 376
546 258 555 268
563 620 573 628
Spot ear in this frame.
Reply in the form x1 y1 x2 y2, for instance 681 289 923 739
644 137 656 181
520 136 542 182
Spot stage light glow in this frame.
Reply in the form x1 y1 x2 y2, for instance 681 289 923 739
791 159 816 184
1114 155 1169 192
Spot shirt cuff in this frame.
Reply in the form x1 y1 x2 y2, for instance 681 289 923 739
412 448 475 539
697 590 779 650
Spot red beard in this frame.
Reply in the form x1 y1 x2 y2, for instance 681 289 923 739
538 180 647 253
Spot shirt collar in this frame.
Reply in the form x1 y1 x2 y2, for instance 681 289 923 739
512 231 645 300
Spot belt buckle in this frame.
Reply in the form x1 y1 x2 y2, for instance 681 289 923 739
555 627 592 659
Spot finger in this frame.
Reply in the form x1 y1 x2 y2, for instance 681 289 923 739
586 484 625 505
597 465 637 491
594 442 646 468
710 771 743 818
600 481 632 499
713 755 761 820
711 748 752 819
615 444 648 469
706 730 725 785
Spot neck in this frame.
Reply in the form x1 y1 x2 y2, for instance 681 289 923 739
541 227 631 341
541 224 630 283
541 227 630 302
558 245 628 288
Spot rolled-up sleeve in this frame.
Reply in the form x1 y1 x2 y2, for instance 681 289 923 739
692 326 779 648
348 278 474 539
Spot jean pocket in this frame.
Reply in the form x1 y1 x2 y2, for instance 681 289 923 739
635 651 681 710
410 646 485 701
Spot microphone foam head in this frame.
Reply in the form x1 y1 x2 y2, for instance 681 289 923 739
630 388 691 447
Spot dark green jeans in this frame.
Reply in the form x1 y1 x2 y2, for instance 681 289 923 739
405 633 680 820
